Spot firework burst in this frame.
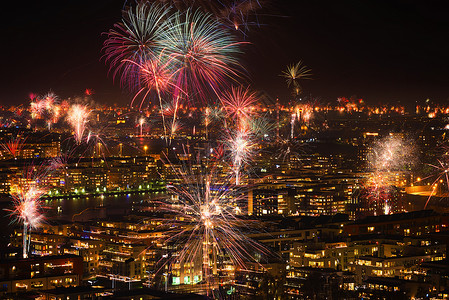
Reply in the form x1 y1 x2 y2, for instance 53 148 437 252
368 135 415 172
103 1 171 90
280 61 312 96
165 8 243 102
363 135 415 214
126 52 183 138
221 86 258 130
8 180 46 258
153 155 271 293
158 0 264 33
1 135 26 159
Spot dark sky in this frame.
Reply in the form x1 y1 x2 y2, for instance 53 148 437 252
2 0 449 107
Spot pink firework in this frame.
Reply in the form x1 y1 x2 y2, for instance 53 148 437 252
126 53 183 139
103 2 171 90
221 86 258 130
67 104 90 144
126 53 180 109
166 8 243 103
29 91 60 124
43 92 60 124
1 135 26 159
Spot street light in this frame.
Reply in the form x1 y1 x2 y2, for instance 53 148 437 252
144 145 148 156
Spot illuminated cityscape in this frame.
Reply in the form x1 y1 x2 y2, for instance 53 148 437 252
2 1 449 300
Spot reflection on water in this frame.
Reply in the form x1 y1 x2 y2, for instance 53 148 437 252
46 192 168 222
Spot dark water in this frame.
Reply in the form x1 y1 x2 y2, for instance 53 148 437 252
0 191 167 246
45 192 167 221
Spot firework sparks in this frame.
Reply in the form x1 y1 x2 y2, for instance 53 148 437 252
152 0 264 33
218 0 263 33
9 183 46 258
226 128 255 185
67 104 90 144
422 146 449 208
221 86 258 130
272 137 304 163
126 53 183 139
11 186 45 229
29 91 59 121
368 135 415 172
364 135 415 214
153 156 271 293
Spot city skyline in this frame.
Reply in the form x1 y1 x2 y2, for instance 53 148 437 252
2 1 449 299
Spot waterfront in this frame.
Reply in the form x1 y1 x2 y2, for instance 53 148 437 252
49 191 167 222
0 191 168 243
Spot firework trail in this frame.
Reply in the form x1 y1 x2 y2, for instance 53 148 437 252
67 104 90 144
288 102 314 138
125 53 183 139
422 146 449 208
247 115 274 140
218 0 264 33
86 130 109 159
295 103 314 124
200 105 225 140
42 92 60 129
1 135 26 159
272 137 304 163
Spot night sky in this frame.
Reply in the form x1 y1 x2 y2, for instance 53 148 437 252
2 0 449 108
